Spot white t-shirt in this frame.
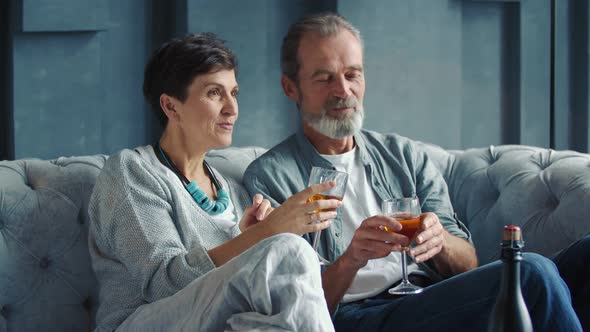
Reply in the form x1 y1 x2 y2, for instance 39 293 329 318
321 148 419 303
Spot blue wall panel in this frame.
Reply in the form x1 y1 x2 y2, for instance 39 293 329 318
519 0 551 147
20 0 108 32
13 33 103 159
1 0 13 160
9 0 153 158
553 0 571 150
569 0 589 152
587 0 590 151
98 0 152 155
462 1 504 147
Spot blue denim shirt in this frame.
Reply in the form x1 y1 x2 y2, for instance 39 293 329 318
243 128 471 277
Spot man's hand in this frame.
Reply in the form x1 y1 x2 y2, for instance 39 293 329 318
407 212 478 277
408 212 445 263
323 214 410 313
339 215 408 270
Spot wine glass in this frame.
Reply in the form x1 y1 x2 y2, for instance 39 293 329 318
381 197 423 295
307 166 348 265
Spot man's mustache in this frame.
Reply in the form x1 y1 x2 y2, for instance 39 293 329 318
324 96 358 110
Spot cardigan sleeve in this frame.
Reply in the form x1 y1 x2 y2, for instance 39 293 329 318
89 151 216 303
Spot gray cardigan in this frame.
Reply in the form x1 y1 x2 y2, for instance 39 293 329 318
88 145 250 331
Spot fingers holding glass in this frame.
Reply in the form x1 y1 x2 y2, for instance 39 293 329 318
381 197 424 295
307 167 348 265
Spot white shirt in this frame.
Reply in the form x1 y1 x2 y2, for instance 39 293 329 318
209 178 238 236
321 148 418 303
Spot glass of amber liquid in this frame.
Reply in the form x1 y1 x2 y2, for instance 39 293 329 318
307 166 348 265
382 197 423 295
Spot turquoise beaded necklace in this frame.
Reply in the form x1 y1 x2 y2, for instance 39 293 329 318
154 142 229 215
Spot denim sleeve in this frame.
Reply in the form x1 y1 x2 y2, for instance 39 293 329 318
410 141 472 242
243 162 285 208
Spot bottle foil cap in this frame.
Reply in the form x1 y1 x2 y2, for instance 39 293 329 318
503 224 522 241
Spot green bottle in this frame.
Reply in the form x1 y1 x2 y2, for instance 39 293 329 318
488 225 533 332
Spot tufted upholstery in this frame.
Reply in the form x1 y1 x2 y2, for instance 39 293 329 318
419 143 590 264
0 156 107 332
1 144 589 331
0 148 263 332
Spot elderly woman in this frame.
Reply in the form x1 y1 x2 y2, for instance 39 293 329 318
88 33 339 332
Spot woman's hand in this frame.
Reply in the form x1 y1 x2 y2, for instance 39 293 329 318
239 194 274 232
263 181 342 236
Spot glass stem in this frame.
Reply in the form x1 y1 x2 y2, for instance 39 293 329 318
312 229 322 252
401 249 409 283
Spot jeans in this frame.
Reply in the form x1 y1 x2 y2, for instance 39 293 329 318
115 233 334 332
553 234 590 330
335 253 582 332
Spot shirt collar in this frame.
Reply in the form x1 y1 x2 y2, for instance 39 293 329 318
295 127 370 167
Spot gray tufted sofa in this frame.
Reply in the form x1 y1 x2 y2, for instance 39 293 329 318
1 144 589 332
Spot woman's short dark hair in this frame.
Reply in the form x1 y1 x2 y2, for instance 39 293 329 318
143 33 238 127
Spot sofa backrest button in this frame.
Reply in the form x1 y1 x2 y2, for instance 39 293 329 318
82 297 92 310
0 305 8 317
39 257 50 269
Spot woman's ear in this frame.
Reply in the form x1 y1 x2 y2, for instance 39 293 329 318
281 74 300 102
159 94 180 121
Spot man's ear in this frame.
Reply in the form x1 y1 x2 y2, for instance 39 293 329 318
281 74 299 102
159 94 180 121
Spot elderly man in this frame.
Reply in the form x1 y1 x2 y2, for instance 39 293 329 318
243 12 586 331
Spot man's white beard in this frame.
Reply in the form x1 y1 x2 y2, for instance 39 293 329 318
301 97 364 139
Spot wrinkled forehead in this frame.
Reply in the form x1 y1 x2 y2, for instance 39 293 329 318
297 30 364 74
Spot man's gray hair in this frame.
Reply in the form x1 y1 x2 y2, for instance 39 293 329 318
281 12 362 82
